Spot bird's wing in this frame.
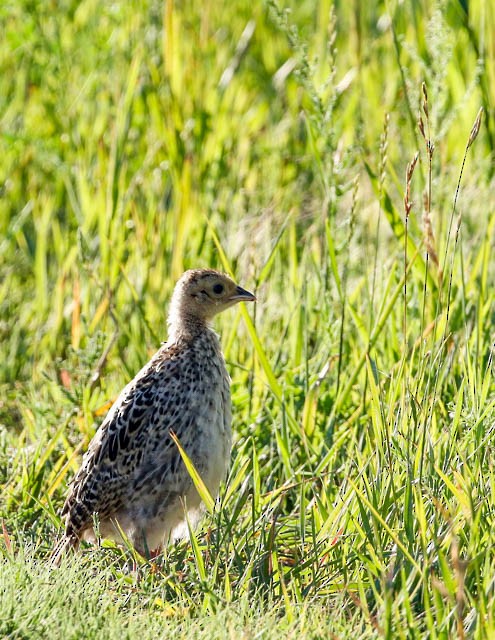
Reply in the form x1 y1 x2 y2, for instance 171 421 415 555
61 345 196 536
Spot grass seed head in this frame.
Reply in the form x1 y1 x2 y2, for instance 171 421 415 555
467 107 483 150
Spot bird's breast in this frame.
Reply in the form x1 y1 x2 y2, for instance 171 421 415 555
182 341 232 494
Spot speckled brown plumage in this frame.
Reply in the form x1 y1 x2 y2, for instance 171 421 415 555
51 269 255 564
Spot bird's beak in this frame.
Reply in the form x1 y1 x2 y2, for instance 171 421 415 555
229 285 256 302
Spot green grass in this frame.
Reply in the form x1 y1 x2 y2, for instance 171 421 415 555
1 0 495 637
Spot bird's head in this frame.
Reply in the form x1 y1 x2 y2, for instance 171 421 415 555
168 269 256 337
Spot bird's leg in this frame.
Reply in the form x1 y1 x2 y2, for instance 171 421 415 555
149 546 162 559
136 531 162 565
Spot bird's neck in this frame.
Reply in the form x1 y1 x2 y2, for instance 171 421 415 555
167 311 212 343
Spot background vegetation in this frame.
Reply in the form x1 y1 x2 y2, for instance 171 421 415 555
1 0 494 637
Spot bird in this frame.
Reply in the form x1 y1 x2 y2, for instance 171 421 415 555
51 269 255 565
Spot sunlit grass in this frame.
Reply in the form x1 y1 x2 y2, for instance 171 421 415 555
1 0 495 637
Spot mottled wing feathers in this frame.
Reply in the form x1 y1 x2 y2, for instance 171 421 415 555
61 344 191 537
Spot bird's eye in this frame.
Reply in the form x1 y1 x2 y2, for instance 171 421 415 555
212 283 224 295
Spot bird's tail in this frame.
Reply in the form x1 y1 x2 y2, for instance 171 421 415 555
49 533 79 567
